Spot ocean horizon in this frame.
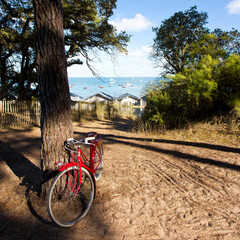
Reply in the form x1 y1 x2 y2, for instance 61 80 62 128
69 77 157 99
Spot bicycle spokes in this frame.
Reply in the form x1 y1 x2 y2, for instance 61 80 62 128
65 167 82 195
47 167 94 227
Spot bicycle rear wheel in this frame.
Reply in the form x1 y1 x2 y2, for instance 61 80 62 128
94 144 103 181
47 166 95 227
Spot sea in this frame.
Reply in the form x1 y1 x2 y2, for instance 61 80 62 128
68 77 157 99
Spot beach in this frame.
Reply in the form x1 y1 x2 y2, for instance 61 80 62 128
0 119 239 239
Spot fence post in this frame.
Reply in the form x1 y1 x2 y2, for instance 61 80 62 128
130 103 133 118
78 101 81 121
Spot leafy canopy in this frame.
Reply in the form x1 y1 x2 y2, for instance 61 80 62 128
151 6 208 75
0 0 130 99
63 0 130 70
144 6 240 129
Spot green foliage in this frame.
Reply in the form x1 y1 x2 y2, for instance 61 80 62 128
143 90 171 125
63 0 130 69
145 6 240 129
225 29 240 55
0 0 36 100
0 0 130 100
144 52 240 128
152 6 208 75
170 55 219 118
218 54 240 112
190 33 227 62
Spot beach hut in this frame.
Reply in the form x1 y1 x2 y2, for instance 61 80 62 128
140 95 147 107
84 92 114 103
70 92 83 110
117 93 140 105
70 92 83 102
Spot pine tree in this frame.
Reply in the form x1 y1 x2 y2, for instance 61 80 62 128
33 0 73 195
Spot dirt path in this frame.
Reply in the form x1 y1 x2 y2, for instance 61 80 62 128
0 119 240 240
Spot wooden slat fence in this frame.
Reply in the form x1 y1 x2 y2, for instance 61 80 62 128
0 100 145 128
72 101 145 121
0 100 41 128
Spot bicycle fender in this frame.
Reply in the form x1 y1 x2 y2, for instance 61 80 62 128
58 162 78 172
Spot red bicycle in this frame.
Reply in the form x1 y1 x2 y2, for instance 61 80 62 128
47 132 103 227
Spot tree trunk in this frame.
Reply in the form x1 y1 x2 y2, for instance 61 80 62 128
33 0 73 195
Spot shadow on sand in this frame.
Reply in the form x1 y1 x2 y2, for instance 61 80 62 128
0 137 113 239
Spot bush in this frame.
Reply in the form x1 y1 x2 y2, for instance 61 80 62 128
143 54 240 129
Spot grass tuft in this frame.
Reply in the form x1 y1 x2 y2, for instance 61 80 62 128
132 112 239 146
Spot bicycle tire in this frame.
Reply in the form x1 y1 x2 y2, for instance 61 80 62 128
94 144 103 181
47 166 95 228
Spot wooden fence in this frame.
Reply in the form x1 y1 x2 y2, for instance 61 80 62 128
0 100 41 128
0 100 145 128
71 101 145 121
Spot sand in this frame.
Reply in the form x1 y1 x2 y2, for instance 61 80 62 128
0 119 239 240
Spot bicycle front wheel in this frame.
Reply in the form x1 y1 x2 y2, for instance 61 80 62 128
47 166 95 228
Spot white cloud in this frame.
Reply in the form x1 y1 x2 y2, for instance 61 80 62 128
226 0 240 14
128 45 153 57
142 45 153 54
110 14 152 32
128 49 144 57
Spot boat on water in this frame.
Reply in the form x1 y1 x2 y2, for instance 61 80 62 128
110 78 116 84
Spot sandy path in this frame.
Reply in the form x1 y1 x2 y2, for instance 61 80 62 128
0 119 240 240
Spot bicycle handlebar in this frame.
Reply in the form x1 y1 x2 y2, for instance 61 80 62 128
66 135 96 146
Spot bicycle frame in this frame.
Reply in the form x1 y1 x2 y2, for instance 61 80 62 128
55 133 103 199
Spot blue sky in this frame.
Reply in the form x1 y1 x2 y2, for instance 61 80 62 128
68 0 240 78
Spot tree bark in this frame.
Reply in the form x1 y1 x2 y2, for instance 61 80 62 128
33 0 73 194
